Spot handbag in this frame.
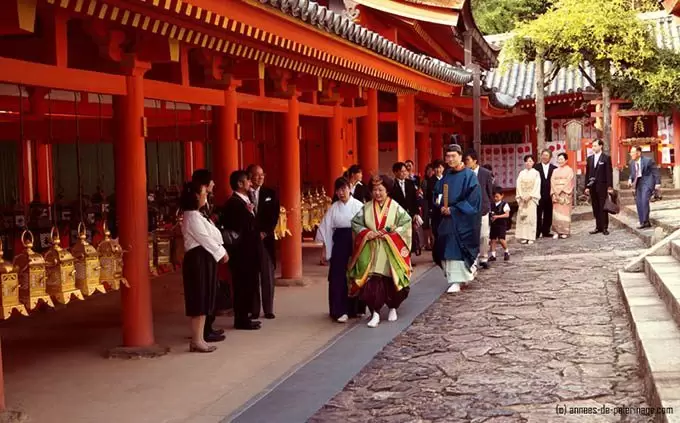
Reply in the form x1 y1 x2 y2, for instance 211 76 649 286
603 190 620 214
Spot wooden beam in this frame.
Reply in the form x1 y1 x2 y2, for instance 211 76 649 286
144 80 223 105
0 57 126 95
379 112 397 122
0 0 37 35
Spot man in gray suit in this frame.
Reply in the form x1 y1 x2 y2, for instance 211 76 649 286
465 150 494 269
627 146 661 229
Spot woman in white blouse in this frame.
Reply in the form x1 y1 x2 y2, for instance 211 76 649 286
181 181 229 353
315 177 364 322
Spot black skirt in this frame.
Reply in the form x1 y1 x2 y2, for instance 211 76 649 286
182 246 218 317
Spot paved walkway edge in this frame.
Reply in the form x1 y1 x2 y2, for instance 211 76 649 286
227 265 447 423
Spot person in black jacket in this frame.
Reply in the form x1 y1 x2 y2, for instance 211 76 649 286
464 150 493 269
584 139 614 235
220 171 262 330
246 164 280 320
534 149 557 238
390 161 419 263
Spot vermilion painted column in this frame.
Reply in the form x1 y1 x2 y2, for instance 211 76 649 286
35 140 53 204
359 88 379 178
432 127 443 160
416 130 430 173
193 141 205 170
184 142 194 180
327 103 344 194
397 94 415 163
113 64 154 347
18 139 34 204
212 80 240 204
610 103 621 188
280 92 302 281
673 109 680 189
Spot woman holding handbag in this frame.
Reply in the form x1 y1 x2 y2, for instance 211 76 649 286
181 180 229 353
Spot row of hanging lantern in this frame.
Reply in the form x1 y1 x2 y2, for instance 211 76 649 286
301 187 332 233
0 221 128 319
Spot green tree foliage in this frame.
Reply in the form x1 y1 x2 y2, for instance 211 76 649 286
503 0 657 87
614 49 680 114
471 0 554 35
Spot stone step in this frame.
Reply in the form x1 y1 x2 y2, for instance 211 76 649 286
619 205 677 235
617 270 680 422
644 256 680 329
618 188 680 199
610 212 658 247
620 194 680 206
672 241 680 263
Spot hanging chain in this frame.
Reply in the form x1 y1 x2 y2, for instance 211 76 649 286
73 92 84 225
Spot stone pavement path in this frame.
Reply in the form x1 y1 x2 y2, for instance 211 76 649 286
310 221 654 423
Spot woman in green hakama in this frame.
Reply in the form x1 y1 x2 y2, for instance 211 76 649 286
347 175 413 328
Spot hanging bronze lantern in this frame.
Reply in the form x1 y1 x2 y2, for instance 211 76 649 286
0 238 27 319
13 230 54 310
44 227 83 304
148 233 157 276
172 209 185 269
154 224 173 273
72 222 105 296
310 189 323 229
97 221 128 291
301 191 313 232
274 206 292 240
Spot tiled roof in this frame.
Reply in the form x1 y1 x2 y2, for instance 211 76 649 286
482 11 679 101
258 0 474 85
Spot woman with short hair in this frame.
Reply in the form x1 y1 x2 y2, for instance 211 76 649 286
515 155 541 245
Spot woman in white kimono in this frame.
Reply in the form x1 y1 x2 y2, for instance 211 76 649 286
315 177 364 322
515 155 541 244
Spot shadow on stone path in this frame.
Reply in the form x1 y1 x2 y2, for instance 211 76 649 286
310 221 655 423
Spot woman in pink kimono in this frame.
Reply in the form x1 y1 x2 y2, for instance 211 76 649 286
550 152 575 239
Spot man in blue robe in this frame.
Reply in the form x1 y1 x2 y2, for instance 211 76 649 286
433 144 482 293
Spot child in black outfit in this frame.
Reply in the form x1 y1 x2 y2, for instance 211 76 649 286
489 187 510 261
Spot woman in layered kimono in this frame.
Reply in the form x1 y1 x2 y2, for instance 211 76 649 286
316 178 365 322
348 175 412 328
515 155 541 244
551 152 575 239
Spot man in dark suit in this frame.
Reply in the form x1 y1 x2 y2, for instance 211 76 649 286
584 139 614 235
390 161 418 217
428 160 445 265
220 170 261 330
627 146 661 229
247 164 279 319
534 149 557 239
391 161 419 263
464 150 493 269
333 164 371 203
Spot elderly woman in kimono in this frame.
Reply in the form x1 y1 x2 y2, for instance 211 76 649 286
551 152 575 239
316 177 365 323
516 155 542 244
348 175 412 328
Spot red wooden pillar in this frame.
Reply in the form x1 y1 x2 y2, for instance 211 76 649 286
416 129 430 173
18 139 34 204
212 80 241 204
183 142 194 179
193 141 205 170
432 127 443 160
397 94 415 163
359 88 379 177
281 92 302 281
327 103 344 194
35 140 53 204
113 63 154 348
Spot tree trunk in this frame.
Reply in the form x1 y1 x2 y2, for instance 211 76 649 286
535 53 546 153
602 81 611 153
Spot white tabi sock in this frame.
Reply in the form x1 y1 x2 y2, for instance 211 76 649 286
367 311 380 328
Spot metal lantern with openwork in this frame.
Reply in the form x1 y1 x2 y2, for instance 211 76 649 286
274 207 291 240
44 227 83 304
97 222 128 291
13 230 54 310
172 210 185 269
301 191 313 232
320 187 332 215
72 222 105 296
0 238 27 319
148 233 157 276
309 189 323 229
154 225 173 273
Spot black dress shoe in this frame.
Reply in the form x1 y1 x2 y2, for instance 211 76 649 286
603 230 610 235
637 223 652 229
264 313 275 319
479 262 489 269
211 329 225 336
589 229 602 235
234 321 261 330
205 333 226 342
249 314 260 320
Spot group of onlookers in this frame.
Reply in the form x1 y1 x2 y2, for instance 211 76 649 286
179 166 279 353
